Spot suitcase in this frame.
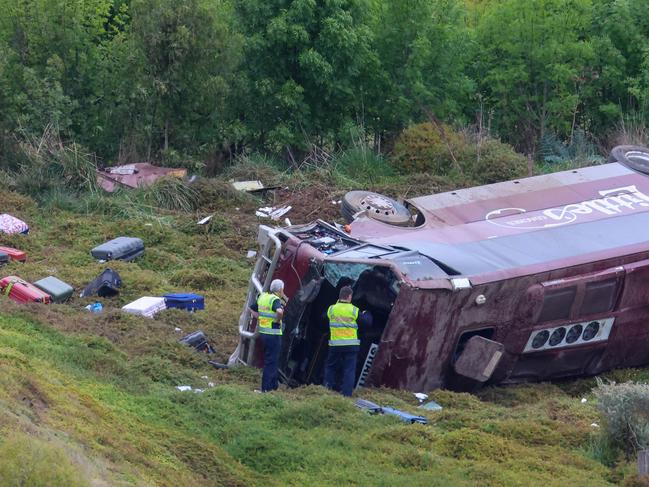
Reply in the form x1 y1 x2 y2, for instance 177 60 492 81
33 276 74 303
179 331 215 353
80 268 122 298
91 237 144 262
164 293 205 312
0 246 27 262
122 296 166 318
0 252 8 266
0 276 51 304
0 214 29 235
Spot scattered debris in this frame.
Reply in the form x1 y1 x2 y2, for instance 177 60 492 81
176 385 192 392
591 423 600 428
419 401 443 411
355 399 428 425
208 361 229 370
232 180 264 192
97 163 187 192
581 398 588 404
414 393 429 404
284 218 292 226
246 250 257 259
174 327 182 333
197 215 213 225
85 302 103 313
179 331 215 353
208 382 215 388
255 205 292 220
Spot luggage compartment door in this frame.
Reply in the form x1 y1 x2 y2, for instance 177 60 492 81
454 336 504 382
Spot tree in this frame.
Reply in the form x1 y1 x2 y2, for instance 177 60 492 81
233 0 378 155
368 0 474 144
475 0 595 154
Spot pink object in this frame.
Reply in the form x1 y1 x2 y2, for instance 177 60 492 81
96 163 187 192
0 214 29 234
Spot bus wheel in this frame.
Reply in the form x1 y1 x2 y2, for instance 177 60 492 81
341 191 412 226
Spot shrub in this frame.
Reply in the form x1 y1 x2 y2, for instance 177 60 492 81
469 138 528 184
593 380 649 457
391 122 466 175
391 123 528 184
0 433 89 487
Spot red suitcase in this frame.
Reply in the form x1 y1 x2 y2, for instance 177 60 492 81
0 276 51 304
0 246 27 262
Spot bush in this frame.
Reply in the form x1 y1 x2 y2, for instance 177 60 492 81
391 122 466 175
391 123 528 184
0 433 89 487
593 380 649 457
469 138 528 184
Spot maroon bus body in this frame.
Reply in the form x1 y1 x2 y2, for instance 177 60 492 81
233 162 649 392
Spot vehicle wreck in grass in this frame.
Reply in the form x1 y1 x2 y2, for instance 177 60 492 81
230 145 649 392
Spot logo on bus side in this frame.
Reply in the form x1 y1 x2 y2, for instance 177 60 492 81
485 185 649 229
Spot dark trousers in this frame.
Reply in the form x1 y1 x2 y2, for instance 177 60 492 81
260 333 281 392
323 347 358 397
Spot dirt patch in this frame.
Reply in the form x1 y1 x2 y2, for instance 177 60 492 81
263 186 346 225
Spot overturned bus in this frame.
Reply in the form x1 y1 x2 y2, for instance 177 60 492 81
230 145 649 392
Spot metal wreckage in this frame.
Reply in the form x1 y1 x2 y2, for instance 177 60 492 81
229 145 649 392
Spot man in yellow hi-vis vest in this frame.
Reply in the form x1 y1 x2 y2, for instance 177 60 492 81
324 285 363 397
250 279 286 392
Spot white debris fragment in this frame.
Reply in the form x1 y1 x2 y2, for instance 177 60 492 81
284 218 291 226
581 398 588 404
193 389 205 394
591 423 600 428
246 250 257 259
197 215 213 225
256 205 292 220
201 375 209 380
145 223 153 227
208 382 215 388
414 393 429 404
176 385 192 392
331 200 337 205
174 327 182 332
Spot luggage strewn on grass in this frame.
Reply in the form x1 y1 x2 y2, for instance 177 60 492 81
122 296 166 318
0 246 27 262
91 237 144 262
179 331 215 353
33 276 74 303
0 214 29 234
164 293 205 312
0 276 51 304
80 269 122 298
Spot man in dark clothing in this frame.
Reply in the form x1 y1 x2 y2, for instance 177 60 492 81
323 286 370 397
250 279 286 392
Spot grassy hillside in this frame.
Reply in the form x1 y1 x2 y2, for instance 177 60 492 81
0 179 647 486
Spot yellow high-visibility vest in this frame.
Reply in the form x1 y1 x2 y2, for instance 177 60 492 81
327 301 360 346
257 292 282 335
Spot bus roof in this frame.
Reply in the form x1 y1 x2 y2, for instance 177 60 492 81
349 163 649 280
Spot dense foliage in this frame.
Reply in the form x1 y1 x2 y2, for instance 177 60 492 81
0 0 648 170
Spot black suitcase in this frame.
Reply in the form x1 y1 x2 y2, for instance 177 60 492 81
179 331 215 354
80 269 122 298
0 252 8 266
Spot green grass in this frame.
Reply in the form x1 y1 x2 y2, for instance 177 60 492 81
0 174 646 485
